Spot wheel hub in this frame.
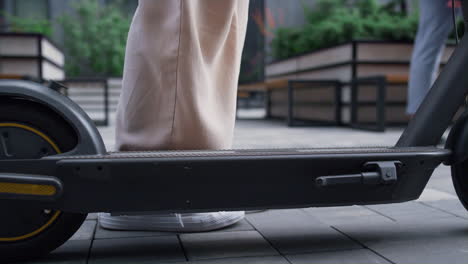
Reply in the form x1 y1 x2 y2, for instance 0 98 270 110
0 123 61 242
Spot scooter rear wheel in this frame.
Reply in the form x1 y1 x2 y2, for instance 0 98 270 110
0 97 87 263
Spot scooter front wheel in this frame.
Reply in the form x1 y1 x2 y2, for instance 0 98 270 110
452 160 468 211
0 97 87 262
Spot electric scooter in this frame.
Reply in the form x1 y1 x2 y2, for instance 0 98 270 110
2 3 468 263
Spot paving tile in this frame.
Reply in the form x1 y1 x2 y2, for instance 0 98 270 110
334 217 468 264
334 215 468 244
426 176 458 195
211 219 255 232
70 220 97 240
286 249 390 264
86 213 98 220
246 209 361 254
89 236 185 264
94 223 170 240
150 256 289 264
188 255 289 264
180 231 277 260
303 206 393 225
24 240 91 264
417 188 457 202
422 199 468 219
364 201 453 221
231 120 403 149
371 239 468 264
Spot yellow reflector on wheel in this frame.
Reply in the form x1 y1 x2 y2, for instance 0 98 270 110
0 182 56 196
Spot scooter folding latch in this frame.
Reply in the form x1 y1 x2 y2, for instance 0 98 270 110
315 161 401 187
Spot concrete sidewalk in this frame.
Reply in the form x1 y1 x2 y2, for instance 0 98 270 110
26 120 468 264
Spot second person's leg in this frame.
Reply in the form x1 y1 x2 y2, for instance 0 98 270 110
407 0 455 114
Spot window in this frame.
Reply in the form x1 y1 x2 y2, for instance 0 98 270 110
14 0 49 20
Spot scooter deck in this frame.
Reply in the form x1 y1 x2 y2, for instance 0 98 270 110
67 146 444 159
1 146 450 214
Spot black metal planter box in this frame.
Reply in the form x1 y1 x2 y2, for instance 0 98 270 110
0 33 65 81
265 40 455 128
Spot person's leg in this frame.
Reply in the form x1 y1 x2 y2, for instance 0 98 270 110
115 0 249 150
407 0 454 115
100 0 249 232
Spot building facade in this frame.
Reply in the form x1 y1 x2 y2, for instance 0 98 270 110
1 0 411 82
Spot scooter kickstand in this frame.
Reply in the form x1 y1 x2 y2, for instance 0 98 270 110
315 161 401 187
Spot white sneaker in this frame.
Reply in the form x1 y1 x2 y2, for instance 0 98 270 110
98 211 245 232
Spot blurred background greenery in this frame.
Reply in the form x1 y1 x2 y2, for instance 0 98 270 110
271 0 420 60
1 0 133 77
59 0 130 77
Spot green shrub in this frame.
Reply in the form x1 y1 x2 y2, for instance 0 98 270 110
4 13 53 37
271 0 420 60
60 0 131 77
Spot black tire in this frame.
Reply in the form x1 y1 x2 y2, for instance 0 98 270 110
452 161 468 211
0 97 87 263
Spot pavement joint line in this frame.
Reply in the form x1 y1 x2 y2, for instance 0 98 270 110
86 219 98 264
418 201 468 220
244 218 293 264
177 234 189 262
360 206 397 222
330 226 396 264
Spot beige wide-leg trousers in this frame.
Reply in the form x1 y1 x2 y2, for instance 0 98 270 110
116 0 249 151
